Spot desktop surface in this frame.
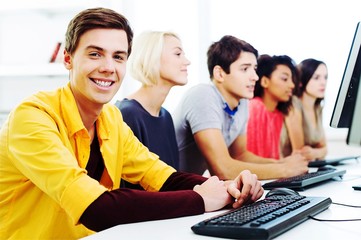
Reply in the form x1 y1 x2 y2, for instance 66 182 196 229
83 160 361 240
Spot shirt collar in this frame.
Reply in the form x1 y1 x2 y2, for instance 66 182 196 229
211 83 240 116
223 102 238 116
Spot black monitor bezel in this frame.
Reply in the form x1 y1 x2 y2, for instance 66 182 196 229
330 22 361 129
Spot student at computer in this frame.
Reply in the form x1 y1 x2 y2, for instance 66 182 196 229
0 8 264 239
247 54 297 159
172 35 308 181
115 31 190 171
281 58 328 160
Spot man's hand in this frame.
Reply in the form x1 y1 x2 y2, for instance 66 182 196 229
280 154 309 177
225 170 264 208
193 176 232 212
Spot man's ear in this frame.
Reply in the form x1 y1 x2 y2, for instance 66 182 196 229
260 76 270 88
63 50 72 70
213 65 224 83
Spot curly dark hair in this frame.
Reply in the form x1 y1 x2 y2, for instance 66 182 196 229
255 54 298 115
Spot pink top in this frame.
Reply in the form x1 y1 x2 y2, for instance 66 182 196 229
247 97 284 159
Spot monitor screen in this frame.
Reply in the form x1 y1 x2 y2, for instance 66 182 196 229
330 21 361 146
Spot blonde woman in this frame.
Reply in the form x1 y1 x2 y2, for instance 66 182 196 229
115 31 190 170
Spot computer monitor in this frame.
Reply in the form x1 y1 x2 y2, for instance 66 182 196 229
330 21 361 146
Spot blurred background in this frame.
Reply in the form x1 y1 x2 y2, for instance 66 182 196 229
0 0 360 147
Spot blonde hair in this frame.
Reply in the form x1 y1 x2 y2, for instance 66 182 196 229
128 31 180 86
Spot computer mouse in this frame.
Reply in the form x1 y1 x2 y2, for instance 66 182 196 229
265 187 300 198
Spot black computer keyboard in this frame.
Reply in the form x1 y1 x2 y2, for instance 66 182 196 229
308 155 360 167
191 194 331 240
262 168 346 190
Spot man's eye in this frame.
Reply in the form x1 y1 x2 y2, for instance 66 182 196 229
114 54 128 61
114 55 126 61
89 52 100 57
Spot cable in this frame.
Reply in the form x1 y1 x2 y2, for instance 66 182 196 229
308 201 361 222
332 202 361 208
309 216 361 222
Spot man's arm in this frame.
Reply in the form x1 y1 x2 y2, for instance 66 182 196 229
80 187 204 232
81 171 263 231
229 135 276 163
194 128 308 180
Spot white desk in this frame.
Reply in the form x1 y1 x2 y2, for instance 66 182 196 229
83 160 361 240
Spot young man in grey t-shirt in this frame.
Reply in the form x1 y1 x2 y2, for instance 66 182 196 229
172 35 309 180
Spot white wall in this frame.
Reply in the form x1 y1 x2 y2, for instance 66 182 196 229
1 0 360 141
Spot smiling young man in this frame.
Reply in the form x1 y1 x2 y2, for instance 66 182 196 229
173 35 309 181
0 9 264 239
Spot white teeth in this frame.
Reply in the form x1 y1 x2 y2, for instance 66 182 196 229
94 79 112 87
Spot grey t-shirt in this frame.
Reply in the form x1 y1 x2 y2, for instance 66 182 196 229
172 83 248 175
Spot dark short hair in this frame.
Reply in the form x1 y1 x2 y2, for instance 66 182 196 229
255 54 298 115
207 35 258 79
65 7 133 56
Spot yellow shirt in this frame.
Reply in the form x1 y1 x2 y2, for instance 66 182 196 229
0 83 175 239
